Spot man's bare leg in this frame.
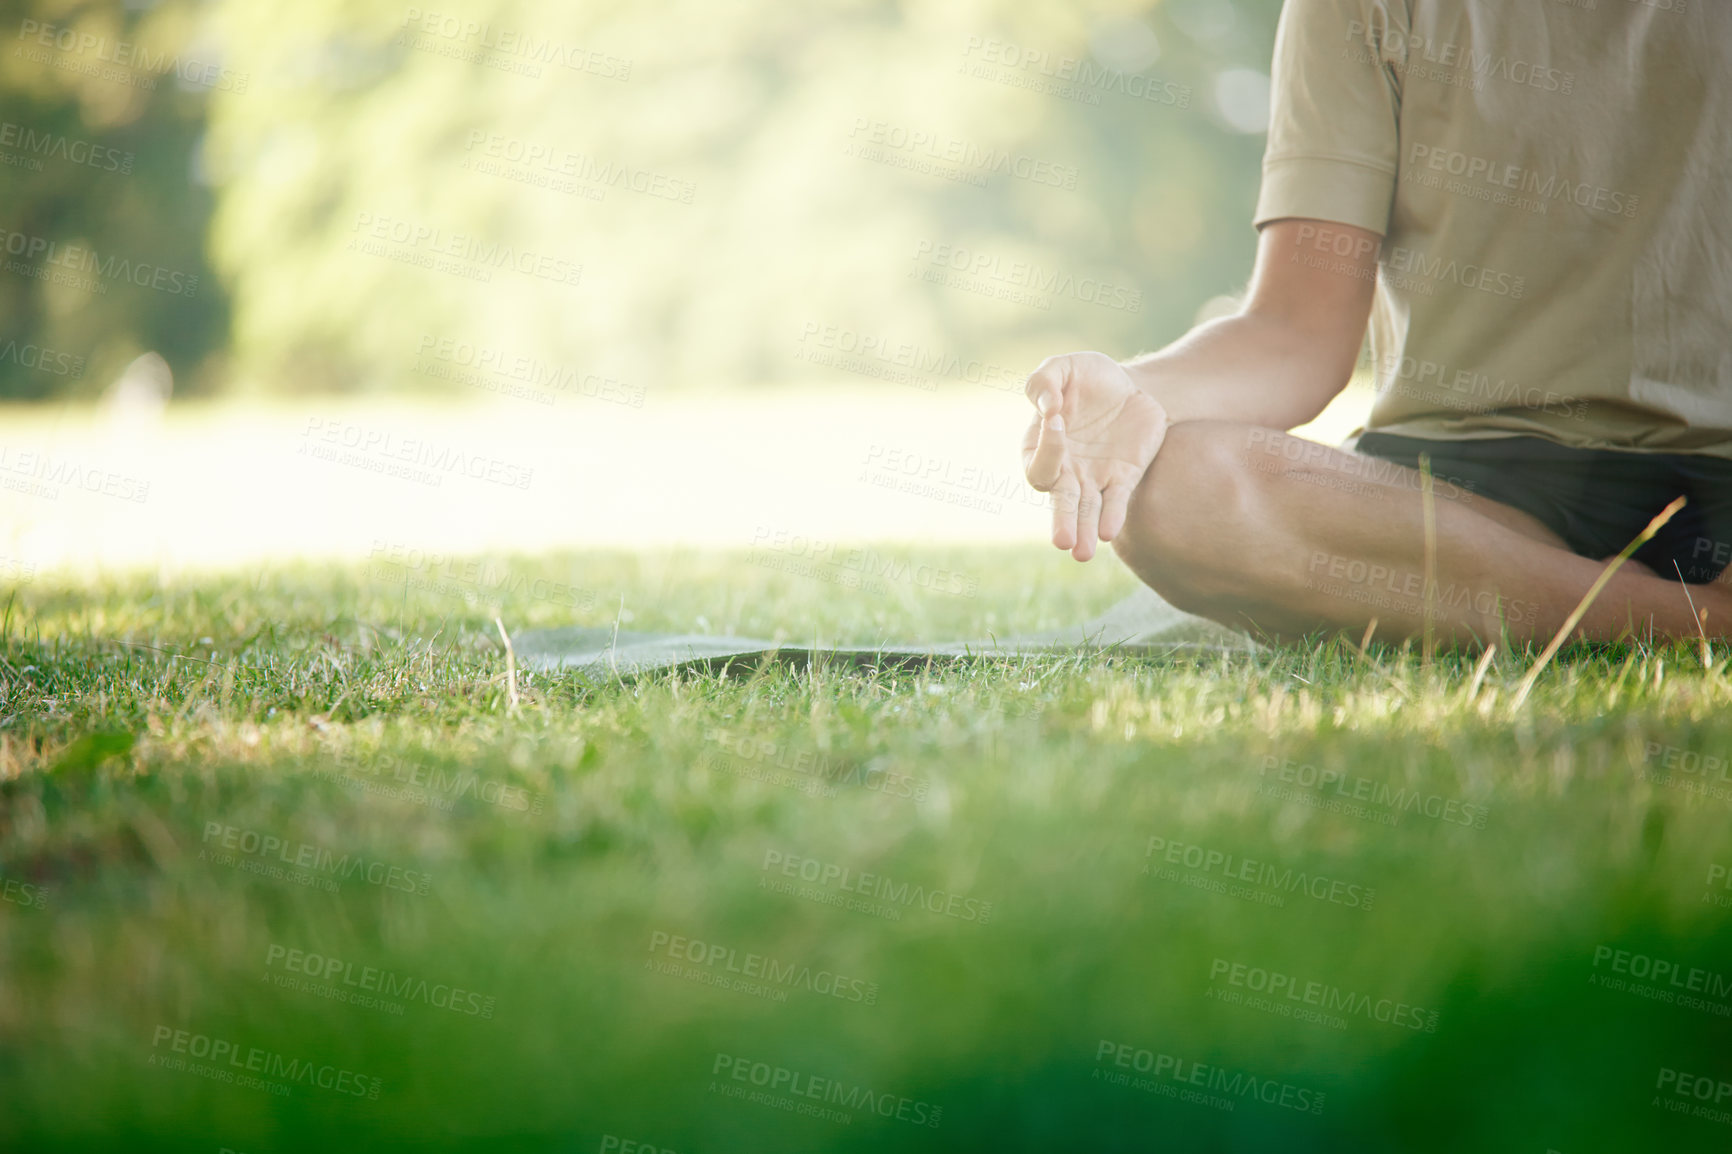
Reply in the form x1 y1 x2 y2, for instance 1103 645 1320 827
1109 421 1730 646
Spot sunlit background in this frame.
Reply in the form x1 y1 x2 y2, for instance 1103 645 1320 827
0 0 1370 574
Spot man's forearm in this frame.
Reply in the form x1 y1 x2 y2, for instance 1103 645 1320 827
1120 309 1361 430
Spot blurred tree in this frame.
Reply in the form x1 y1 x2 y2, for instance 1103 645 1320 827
204 0 1281 397
0 0 231 400
0 0 1283 400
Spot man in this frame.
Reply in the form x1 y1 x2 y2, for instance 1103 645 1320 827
1022 0 1732 646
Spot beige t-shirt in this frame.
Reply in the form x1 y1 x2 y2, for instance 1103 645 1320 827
1255 0 1732 456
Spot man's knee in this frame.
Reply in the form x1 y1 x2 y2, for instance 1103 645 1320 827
1111 421 1255 607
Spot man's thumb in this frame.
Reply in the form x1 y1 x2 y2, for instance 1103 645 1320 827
1026 415 1067 491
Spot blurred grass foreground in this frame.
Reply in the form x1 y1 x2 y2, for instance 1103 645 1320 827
4 551 1732 1152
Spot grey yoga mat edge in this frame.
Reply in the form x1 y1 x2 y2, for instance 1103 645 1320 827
509 586 1257 680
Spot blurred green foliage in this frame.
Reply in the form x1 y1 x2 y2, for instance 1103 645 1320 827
1 0 1282 400
0 0 230 399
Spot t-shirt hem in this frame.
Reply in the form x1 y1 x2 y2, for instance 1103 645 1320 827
1356 421 1732 460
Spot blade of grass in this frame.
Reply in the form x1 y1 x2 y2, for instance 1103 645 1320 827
1465 642 1497 706
1511 496 1685 710
494 616 520 714
1672 560 1712 670
1419 454 1437 668
1343 628 1411 702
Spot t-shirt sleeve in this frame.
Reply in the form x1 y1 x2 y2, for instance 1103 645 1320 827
1253 0 1406 235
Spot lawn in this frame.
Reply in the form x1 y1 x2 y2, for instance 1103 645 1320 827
2 545 1731 1153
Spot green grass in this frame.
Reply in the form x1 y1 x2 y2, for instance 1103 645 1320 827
4 545 1732 1153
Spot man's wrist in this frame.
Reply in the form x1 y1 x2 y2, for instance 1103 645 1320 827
1120 355 1194 423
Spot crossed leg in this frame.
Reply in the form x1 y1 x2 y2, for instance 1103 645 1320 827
1109 421 1730 647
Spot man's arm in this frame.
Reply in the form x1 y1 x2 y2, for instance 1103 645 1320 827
1021 217 1381 561
1124 218 1379 428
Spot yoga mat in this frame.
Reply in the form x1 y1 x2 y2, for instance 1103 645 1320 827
511 585 1256 679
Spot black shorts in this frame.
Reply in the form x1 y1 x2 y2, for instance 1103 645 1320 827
1355 432 1732 585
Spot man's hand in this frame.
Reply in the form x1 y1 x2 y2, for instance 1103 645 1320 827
1022 351 1169 562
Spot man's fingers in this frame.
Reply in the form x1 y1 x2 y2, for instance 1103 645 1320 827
1024 358 1068 418
1073 487 1102 562
1098 481 1133 543
1025 413 1067 492
1049 480 1079 552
